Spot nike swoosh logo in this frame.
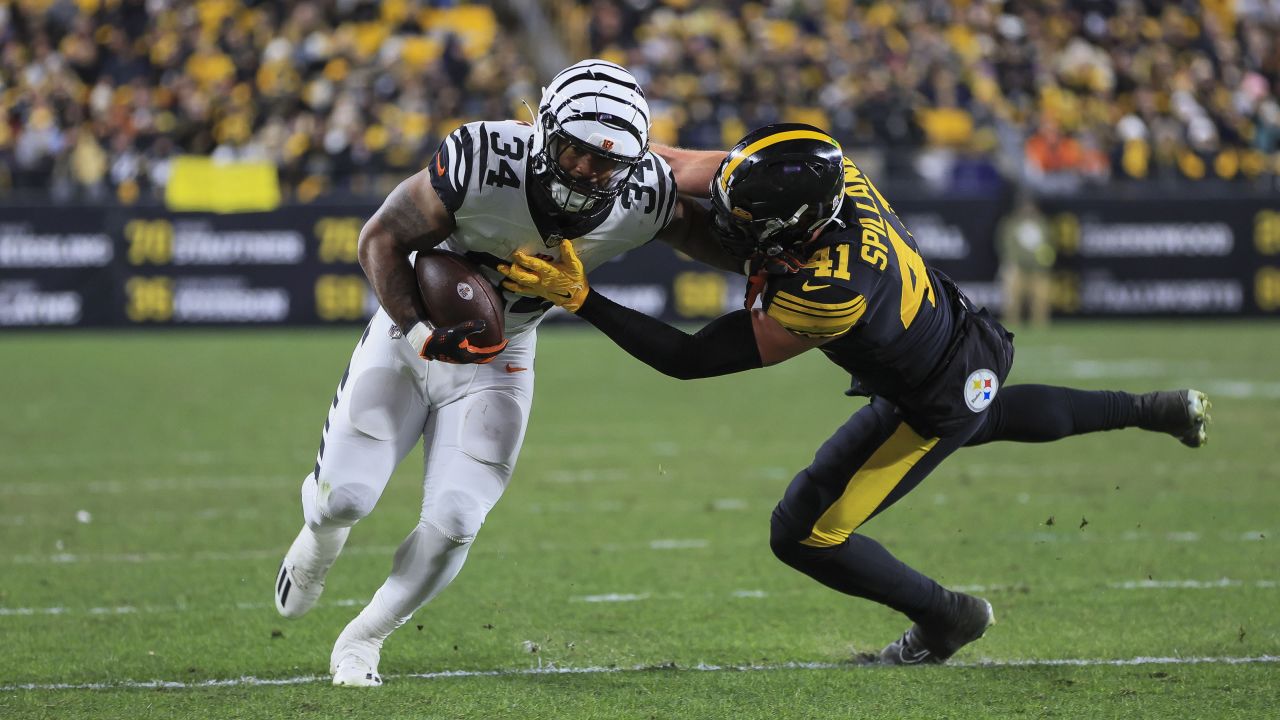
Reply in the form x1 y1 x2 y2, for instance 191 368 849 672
435 153 446 176
801 281 831 291
551 291 572 299
505 363 528 373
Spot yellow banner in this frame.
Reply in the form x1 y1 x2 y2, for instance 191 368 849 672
164 156 281 213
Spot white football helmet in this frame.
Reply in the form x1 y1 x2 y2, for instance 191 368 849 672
530 59 651 215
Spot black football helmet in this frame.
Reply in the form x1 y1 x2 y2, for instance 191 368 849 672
710 123 846 267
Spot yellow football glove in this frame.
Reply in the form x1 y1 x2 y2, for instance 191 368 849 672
498 239 589 313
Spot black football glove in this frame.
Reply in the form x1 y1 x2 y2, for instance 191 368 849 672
413 320 508 364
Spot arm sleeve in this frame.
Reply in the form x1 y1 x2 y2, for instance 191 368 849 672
575 290 763 380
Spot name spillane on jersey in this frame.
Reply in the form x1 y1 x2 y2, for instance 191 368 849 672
761 157 958 399
429 120 677 338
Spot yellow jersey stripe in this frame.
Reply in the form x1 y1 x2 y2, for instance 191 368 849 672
762 294 865 319
720 130 842 190
773 290 865 312
800 425 940 548
770 297 865 322
767 303 863 336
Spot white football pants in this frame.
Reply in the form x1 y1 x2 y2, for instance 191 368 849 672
302 308 535 647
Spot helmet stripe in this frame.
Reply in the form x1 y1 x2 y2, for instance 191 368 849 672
719 130 842 190
548 69 644 95
553 91 650 125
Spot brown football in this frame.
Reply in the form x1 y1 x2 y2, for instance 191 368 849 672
413 249 506 348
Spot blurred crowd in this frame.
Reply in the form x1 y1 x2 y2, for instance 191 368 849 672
3 0 1280 204
572 0 1280 194
1 0 534 203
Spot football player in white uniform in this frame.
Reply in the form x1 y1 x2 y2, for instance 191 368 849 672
272 59 736 687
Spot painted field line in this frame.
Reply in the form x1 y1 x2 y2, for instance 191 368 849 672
4 544 399 566
4 538 727 566
1110 579 1278 589
0 476 291 497
5 656 1280 692
6 578 1276 620
0 507 264 528
0 598 369 618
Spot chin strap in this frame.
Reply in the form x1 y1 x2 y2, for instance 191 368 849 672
741 246 807 308
744 268 768 309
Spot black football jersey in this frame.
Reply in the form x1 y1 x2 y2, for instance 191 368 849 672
762 158 959 400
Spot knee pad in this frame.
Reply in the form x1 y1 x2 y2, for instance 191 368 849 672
458 391 525 469
318 480 378 525
348 366 417 441
423 488 488 543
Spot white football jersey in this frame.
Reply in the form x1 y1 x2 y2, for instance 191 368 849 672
429 120 678 338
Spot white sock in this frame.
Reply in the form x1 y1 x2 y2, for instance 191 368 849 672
338 521 471 648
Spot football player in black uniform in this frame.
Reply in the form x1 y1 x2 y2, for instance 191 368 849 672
499 124 1211 665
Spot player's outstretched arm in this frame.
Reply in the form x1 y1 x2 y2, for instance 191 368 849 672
658 196 744 274
357 169 456 333
651 144 727 199
499 241 826 378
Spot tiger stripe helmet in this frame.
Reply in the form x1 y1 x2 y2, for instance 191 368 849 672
531 59 651 215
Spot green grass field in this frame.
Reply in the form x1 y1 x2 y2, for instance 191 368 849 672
1 322 1278 719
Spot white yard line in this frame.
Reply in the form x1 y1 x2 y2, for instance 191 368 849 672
4 578 1274 619
1110 579 1278 589
648 539 710 550
4 544 398 566
4 655 1279 692
1200 379 1280 400
575 593 651 603
0 476 291 497
0 507 264 528
8 527 1271 566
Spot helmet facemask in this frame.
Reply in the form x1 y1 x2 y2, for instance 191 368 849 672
711 169 845 267
532 112 644 214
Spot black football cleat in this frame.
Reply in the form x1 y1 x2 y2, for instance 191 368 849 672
1135 389 1211 448
879 592 994 666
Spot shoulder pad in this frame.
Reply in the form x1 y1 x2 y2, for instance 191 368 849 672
764 269 865 338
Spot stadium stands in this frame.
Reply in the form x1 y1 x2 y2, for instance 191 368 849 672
575 0 1280 192
2 0 1278 203
0 0 532 203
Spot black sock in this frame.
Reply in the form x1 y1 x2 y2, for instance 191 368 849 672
771 532 951 625
970 385 1138 444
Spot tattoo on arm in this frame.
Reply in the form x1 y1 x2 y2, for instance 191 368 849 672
358 172 454 330
375 181 434 246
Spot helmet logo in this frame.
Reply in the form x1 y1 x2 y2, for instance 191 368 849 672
587 133 621 154
731 207 753 220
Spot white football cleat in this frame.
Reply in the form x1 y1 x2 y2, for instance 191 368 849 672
331 635 384 687
274 524 348 618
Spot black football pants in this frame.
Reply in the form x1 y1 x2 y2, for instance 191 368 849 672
768 385 1140 625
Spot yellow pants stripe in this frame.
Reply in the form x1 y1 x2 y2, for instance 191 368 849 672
800 423 939 548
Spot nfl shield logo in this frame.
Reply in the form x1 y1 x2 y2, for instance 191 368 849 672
964 369 999 412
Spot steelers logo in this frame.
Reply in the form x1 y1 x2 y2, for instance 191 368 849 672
456 282 475 301
964 369 999 412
